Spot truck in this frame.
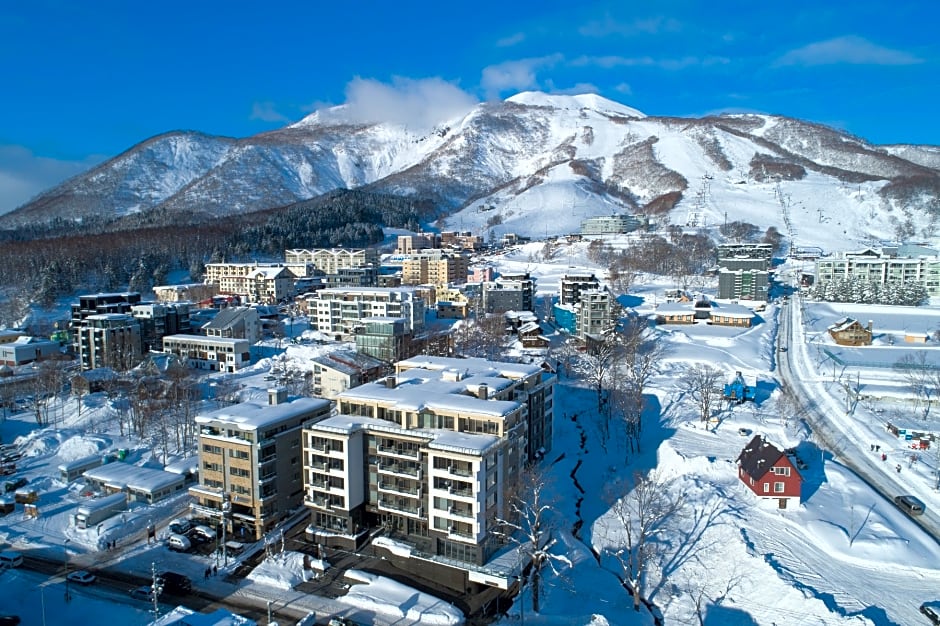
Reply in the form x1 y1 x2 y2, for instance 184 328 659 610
723 371 756 404
74 492 127 529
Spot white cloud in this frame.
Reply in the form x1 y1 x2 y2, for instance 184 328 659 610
775 36 922 66
614 82 633 95
570 54 729 70
480 54 564 99
579 14 680 38
336 76 479 128
250 101 290 123
496 32 525 47
0 145 100 215
545 82 600 96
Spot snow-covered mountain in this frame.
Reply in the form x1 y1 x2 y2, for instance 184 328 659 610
5 92 939 249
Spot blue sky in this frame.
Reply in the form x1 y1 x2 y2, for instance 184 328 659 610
0 0 936 213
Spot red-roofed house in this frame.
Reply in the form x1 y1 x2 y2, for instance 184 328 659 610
736 435 802 509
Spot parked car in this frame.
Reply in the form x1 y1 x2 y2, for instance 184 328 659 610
894 494 926 516
0 616 21 626
189 524 216 543
129 586 156 601
168 518 193 535
921 603 940 625
158 571 193 595
66 570 97 585
0 551 24 568
166 533 192 553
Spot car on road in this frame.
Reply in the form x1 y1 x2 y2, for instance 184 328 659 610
129 585 156 601
158 571 192 595
894 494 926 516
0 616 21 626
66 570 97 585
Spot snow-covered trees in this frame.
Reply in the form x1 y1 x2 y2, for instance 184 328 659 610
811 277 927 306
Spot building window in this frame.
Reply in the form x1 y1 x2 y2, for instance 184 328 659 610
774 482 785 493
763 482 769 493
773 466 790 476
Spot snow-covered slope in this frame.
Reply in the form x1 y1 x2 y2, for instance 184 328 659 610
3 92 938 251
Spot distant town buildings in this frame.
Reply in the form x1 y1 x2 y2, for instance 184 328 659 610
580 214 644 236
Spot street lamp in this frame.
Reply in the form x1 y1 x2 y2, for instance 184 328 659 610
63 538 71 602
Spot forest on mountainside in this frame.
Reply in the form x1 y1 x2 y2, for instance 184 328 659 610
0 189 431 323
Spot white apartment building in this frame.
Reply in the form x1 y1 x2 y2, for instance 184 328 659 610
577 288 612 339
815 246 940 296
302 355 554 572
162 334 251 372
312 287 426 340
284 248 379 274
204 263 296 303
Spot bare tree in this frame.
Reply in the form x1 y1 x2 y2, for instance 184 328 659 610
611 323 667 454
492 465 567 614
601 470 688 612
680 556 744 626
681 364 724 423
894 351 937 419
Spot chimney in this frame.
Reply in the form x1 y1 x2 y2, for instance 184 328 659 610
385 375 397 389
478 383 489 400
268 387 288 406
868 320 873 332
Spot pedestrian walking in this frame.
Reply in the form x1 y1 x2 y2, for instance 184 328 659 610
204 567 210 580
896 464 902 473
213 565 217 576
882 453 887 461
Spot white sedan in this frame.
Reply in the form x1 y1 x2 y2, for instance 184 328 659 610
67 570 97 585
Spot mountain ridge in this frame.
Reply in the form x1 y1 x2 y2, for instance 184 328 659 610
3 92 938 249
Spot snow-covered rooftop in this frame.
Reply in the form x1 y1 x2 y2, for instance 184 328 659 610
195 397 331 430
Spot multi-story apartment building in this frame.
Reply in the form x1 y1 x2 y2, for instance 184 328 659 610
69 292 142 355
396 233 440 254
717 268 769 302
130 302 191 352
312 287 426 340
153 283 219 303
284 248 379 275
440 231 483 251
481 273 535 313
203 263 296 303
580 214 643 235
560 273 601 306
77 313 142 371
302 355 554 573
716 242 774 261
576 289 612 339
401 253 470 286
190 391 331 540
815 246 940 296
354 317 412 363
201 306 261 345
310 350 386 399
162 335 251 372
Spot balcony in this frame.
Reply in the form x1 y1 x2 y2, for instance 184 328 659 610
378 481 421 497
443 464 473 478
377 445 420 460
377 498 422 517
377 463 420 478
449 505 473 519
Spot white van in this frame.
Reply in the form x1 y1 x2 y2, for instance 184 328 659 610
167 533 192 552
0 550 24 568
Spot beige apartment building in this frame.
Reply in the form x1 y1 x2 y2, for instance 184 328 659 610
302 355 555 573
190 391 331 540
401 253 470 287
